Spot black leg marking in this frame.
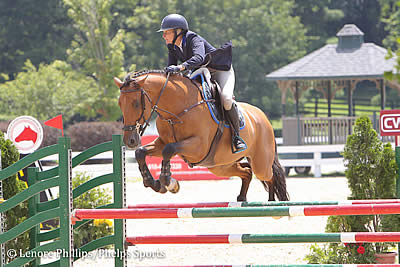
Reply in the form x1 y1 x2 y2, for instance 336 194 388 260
135 147 163 193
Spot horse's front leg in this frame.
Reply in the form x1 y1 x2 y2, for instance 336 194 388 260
135 138 167 193
159 136 202 193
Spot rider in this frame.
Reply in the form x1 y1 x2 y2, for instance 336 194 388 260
158 13 247 153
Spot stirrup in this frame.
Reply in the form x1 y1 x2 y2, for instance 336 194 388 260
232 136 247 154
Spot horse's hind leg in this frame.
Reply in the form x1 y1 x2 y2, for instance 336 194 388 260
251 147 289 201
208 161 252 201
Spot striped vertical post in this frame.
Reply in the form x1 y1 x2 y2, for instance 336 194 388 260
58 137 73 267
0 154 3 267
28 167 40 267
112 135 126 267
395 136 400 259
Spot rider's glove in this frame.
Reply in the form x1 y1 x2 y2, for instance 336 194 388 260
165 65 184 73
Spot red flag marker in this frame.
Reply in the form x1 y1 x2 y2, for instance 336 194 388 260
44 115 64 136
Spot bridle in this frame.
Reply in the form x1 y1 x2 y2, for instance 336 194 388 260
119 70 211 142
119 72 171 136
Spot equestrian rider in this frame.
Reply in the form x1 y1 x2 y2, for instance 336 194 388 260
158 13 247 153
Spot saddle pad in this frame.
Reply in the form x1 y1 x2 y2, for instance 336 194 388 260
197 74 245 130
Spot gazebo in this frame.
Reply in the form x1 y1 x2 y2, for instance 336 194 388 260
266 24 399 145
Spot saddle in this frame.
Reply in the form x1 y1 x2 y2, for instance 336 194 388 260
190 68 245 129
188 68 245 167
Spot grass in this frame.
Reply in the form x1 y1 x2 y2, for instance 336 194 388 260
288 171 345 178
127 176 142 183
271 119 282 129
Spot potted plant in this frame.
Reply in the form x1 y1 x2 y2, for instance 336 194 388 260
305 116 400 264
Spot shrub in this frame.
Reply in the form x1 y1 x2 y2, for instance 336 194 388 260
40 122 64 148
305 116 399 264
72 172 113 248
67 121 123 151
0 130 29 264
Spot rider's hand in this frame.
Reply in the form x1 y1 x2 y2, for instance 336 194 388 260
165 65 184 73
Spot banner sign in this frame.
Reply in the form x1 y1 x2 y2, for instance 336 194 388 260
380 110 400 136
7 116 43 154
142 135 229 181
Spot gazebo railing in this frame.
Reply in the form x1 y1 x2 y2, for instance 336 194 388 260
282 116 393 145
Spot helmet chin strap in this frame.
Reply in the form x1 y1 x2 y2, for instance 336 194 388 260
171 29 186 48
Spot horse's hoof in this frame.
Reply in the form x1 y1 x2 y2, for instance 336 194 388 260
237 195 246 202
170 180 180 194
166 178 180 193
158 186 167 194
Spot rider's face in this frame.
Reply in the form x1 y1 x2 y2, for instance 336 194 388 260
162 29 175 44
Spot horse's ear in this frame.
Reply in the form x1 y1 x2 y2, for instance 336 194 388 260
114 77 123 88
135 75 149 85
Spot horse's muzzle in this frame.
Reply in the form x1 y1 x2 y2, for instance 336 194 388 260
123 131 141 149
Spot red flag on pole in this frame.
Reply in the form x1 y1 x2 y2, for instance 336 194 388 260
44 114 64 136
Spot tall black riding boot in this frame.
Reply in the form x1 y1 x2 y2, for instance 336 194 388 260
225 103 247 153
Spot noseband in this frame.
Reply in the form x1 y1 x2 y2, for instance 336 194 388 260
119 72 171 136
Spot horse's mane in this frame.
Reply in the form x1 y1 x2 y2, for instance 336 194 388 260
123 69 186 82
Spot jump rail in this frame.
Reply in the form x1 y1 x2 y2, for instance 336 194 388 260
134 265 400 267
126 232 400 245
128 199 400 209
72 203 400 221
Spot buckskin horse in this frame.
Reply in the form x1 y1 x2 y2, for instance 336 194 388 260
114 70 289 201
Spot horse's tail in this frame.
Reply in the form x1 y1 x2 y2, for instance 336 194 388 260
262 140 289 201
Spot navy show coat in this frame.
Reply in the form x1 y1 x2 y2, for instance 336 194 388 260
167 31 232 71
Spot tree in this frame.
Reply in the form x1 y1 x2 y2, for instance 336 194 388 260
292 0 344 51
306 116 400 264
121 0 309 119
0 0 73 80
64 0 126 120
329 0 386 46
0 60 97 122
380 0 400 50
381 1 400 83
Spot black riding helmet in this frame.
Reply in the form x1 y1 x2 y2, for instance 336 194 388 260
157 14 189 32
158 14 189 48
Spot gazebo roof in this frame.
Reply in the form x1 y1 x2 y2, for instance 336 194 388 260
266 24 397 81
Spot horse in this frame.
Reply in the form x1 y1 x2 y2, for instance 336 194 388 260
114 70 289 202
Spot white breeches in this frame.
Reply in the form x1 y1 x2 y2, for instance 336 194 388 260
211 66 235 110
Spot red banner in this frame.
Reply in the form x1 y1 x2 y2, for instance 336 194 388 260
141 135 229 181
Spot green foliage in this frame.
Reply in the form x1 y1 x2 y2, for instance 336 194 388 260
381 0 400 50
305 116 399 263
293 0 344 52
382 1 400 83
118 0 309 119
0 0 395 120
0 1 74 78
0 60 97 122
64 0 126 121
0 131 29 264
72 172 113 248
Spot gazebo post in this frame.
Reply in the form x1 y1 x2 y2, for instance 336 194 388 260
347 80 353 117
295 81 299 116
328 81 333 144
380 79 386 110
